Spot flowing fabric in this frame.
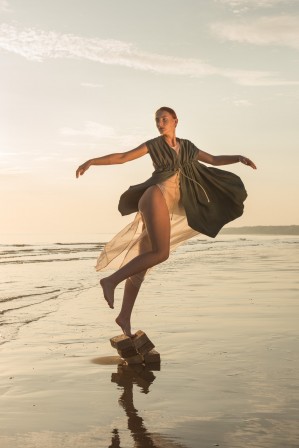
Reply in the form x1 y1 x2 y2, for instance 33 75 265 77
96 136 247 286
118 137 247 237
96 142 198 286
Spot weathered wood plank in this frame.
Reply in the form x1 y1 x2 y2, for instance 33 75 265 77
143 349 161 364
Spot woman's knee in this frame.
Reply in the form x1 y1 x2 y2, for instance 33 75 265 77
154 248 170 264
129 272 145 288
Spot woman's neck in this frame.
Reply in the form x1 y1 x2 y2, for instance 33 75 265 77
162 134 177 147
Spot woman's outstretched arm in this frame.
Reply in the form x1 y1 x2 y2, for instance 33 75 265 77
76 143 148 178
197 149 257 170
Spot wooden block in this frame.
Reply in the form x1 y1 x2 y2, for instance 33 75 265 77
137 340 155 356
124 354 144 365
117 346 138 358
133 330 154 349
110 334 134 350
143 349 161 364
133 330 155 355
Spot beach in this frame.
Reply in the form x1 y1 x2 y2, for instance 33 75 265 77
1 234 298 448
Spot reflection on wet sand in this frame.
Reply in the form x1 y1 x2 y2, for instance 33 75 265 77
109 363 188 448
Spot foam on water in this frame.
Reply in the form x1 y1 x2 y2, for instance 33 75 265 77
0 241 106 345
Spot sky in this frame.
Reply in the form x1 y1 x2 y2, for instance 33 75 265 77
1 0 299 240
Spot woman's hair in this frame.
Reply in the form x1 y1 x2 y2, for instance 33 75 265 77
155 106 177 119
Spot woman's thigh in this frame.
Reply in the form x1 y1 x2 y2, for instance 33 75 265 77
138 186 170 254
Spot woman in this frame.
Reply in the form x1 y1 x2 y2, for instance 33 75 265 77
76 107 256 337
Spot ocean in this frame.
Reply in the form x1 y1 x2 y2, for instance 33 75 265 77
0 233 298 447
1 233 298 346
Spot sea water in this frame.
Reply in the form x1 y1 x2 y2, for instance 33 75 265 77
1 233 299 447
1 234 298 346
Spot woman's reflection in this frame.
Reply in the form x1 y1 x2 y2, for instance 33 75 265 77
109 363 187 448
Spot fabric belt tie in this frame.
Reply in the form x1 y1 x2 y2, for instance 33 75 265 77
178 168 210 203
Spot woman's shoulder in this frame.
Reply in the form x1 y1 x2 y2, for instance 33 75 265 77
179 139 200 158
146 136 194 145
145 136 197 152
145 136 162 147
178 138 194 146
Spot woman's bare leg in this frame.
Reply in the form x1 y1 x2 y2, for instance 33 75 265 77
100 186 170 309
115 279 141 337
115 224 149 336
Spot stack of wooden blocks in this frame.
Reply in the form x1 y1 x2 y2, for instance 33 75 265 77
110 330 160 365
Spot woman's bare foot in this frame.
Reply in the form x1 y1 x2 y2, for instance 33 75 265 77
100 277 116 309
115 316 134 338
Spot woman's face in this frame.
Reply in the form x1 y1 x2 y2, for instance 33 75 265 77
155 111 178 136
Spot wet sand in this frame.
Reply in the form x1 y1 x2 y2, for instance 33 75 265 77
0 236 299 447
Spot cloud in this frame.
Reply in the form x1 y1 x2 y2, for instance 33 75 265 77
61 122 115 139
216 0 293 10
212 15 299 50
0 151 32 175
0 0 12 13
0 23 298 86
60 122 148 149
233 99 252 106
81 82 104 88
222 97 253 106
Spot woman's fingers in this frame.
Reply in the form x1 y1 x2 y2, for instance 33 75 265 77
247 158 257 169
76 163 89 178
76 166 84 178
240 156 257 170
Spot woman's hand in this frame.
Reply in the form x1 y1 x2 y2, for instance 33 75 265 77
197 150 257 169
239 156 257 170
76 160 92 178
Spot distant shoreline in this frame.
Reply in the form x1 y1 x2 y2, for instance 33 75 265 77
0 226 298 245
221 225 299 235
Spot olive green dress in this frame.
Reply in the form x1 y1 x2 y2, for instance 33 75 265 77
96 136 247 286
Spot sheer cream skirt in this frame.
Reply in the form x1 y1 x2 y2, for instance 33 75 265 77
95 173 199 287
